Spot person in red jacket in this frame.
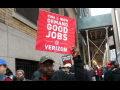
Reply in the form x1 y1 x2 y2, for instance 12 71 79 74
95 67 100 81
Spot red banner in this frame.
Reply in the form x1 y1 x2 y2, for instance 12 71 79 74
35 10 75 55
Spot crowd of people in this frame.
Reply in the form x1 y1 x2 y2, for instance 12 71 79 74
0 46 120 81
0 46 84 81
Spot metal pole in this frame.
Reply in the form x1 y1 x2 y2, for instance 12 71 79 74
86 30 91 69
106 27 109 63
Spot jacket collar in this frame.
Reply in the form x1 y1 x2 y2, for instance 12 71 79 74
39 70 56 79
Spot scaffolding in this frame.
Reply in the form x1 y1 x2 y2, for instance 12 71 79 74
85 27 110 68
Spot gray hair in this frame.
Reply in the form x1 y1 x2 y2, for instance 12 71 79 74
114 62 119 68
16 69 25 76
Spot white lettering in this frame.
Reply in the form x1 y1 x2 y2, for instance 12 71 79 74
46 31 51 38
47 19 50 23
49 45 51 50
51 32 56 39
47 18 68 27
64 47 67 52
58 21 61 25
61 47 63 51
45 44 49 49
54 20 58 25
51 19 54 24
58 26 62 32
62 22 65 26
45 44 67 52
57 33 62 40
63 27 68 33
58 46 60 51
52 46 55 50
47 24 52 30
63 34 67 41
53 25 57 31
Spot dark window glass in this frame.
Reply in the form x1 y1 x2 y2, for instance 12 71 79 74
15 8 39 25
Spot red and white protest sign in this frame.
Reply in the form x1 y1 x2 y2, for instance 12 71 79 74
62 55 72 65
35 10 75 55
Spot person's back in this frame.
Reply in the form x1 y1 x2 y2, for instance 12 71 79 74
109 68 120 81
103 67 107 75
84 69 91 81
109 62 120 81
95 67 99 81
104 68 112 81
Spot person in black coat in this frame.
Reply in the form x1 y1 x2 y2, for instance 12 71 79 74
33 46 84 81
109 62 120 81
31 68 41 80
84 64 91 81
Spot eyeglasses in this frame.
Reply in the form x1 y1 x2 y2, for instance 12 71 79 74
41 64 54 68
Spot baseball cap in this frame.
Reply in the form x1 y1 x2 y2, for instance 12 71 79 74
39 55 55 64
0 59 7 65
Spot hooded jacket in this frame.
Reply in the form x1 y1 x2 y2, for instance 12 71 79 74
4 68 20 81
0 68 19 81
109 68 120 81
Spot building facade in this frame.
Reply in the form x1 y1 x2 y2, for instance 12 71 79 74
111 8 120 63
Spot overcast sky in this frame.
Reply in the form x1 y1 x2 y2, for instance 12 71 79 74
91 8 112 16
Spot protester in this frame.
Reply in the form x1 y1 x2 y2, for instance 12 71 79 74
70 64 75 73
102 66 107 81
33 46 84 81
16 69 31 81
110 61 115 69
90 67 96 81
31 68 41 80
63 63 71 73
59 66 63 70
0 59 19 81
84 64 91 81
0 73 12 81
95 67 100 81
104 61 115 81
103 66 107 75
101 67 104 74
99 68 102 81
109 62 120 81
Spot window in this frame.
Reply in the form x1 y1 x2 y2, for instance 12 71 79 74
15 58 39 80
64 9 69 17
15 8 39 25
50 8 59 14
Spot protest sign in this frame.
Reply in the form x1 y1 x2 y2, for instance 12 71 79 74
61 55 72 65
35 10 75 55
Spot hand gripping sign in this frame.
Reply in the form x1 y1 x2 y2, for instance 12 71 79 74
35 10 76 55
